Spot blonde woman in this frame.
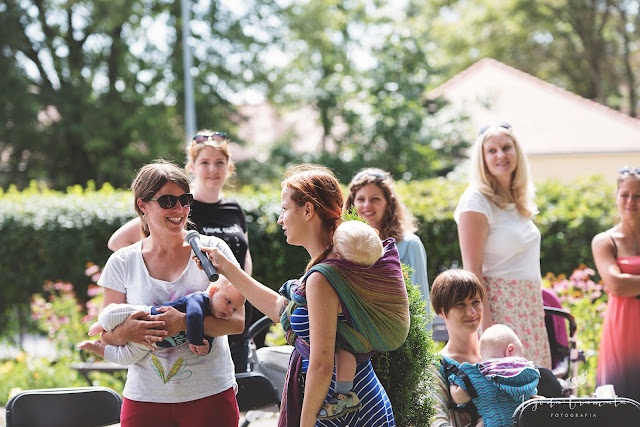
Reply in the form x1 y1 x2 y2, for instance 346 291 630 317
454 123 550 368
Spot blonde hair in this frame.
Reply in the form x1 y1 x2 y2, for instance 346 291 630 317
480 324 524 360
344 168 417 241
617 166 640 189
207 276 245 304
470 125 536 217
185 129 235 178
333 220 383 267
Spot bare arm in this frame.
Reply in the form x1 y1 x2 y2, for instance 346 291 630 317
592 232 640 297
108 218 143 251
203 303 245 336
244 232 253 275
99 287 167 350
157 297 246 341
203 247 287 322
300 272 340 427
457 211 492 331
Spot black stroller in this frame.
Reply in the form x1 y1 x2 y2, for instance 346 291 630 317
236 316 293 427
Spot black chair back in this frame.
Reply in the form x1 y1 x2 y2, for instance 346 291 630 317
6 386 122 427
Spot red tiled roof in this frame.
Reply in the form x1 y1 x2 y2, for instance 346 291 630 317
429 58 640 155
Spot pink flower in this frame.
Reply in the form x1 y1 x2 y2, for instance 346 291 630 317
85 264 100 277
87 285 103 297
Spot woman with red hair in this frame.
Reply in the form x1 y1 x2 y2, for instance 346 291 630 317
204 164 407 427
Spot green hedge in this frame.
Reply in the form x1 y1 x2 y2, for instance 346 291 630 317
0 182 133 331
397 175 615 281
0 175 615 332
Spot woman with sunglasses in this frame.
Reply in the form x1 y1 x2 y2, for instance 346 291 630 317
109 130 256 373
592 166 640 402
344 168 430 322
454 123 551 369
97 160 243 426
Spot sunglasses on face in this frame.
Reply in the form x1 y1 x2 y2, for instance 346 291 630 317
192 133 227 144
149 193 194 209
619 166 640 176
478 122 512 136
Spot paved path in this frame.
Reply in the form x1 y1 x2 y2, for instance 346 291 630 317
241 408 279 426
0 406 279 427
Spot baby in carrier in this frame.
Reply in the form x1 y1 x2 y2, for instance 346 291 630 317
318 220 383 420
446 324 540 427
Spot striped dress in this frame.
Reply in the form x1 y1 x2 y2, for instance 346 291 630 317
290 306 396 426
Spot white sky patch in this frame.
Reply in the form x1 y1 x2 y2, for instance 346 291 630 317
129 13 172 57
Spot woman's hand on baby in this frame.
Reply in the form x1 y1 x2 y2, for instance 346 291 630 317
450 384 471 404
153 306 187 336
112 310 166 350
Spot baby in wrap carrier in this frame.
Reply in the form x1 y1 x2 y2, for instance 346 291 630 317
317 220 384 419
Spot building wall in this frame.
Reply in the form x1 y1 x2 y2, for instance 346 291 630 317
529 153 640 183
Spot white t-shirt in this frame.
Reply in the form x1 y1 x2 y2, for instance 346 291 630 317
98 235 238 403
454 187 541 281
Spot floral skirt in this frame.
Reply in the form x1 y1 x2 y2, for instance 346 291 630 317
484 276 551 369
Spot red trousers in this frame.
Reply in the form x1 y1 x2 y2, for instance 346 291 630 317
120 387 239 427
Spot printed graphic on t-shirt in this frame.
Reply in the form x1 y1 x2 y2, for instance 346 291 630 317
201 224 243 236
156 331 190 348
150 354 193 384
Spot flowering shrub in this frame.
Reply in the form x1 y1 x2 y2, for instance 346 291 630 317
30 263 104 356
0 263 124 405
542 265 607 396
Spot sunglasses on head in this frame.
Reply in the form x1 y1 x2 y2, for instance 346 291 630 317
478 122 512 136
192 132 227 144
149 193 194 209
619 166 640 176
353 169 387 182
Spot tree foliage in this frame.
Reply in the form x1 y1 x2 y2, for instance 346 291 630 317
0 0 278 189
426 0 640 116
265 0 472 181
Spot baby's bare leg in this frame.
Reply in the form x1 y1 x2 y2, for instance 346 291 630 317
77 339 107 358
88 322 105 337
335 348 357 382
318 349 361 419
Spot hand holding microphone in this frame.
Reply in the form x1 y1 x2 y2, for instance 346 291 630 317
185 230 219 282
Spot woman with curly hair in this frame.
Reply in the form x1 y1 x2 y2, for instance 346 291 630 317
344 168 430 318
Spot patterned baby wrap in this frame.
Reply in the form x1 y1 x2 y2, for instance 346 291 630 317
278 238 410 426
442 356 540 427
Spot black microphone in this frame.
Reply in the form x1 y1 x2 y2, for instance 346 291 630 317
185 230 219 282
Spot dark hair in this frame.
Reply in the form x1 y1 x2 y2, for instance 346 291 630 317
344 168 416 241
282 164 344 271
430 269 485 316
131 160 190 237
